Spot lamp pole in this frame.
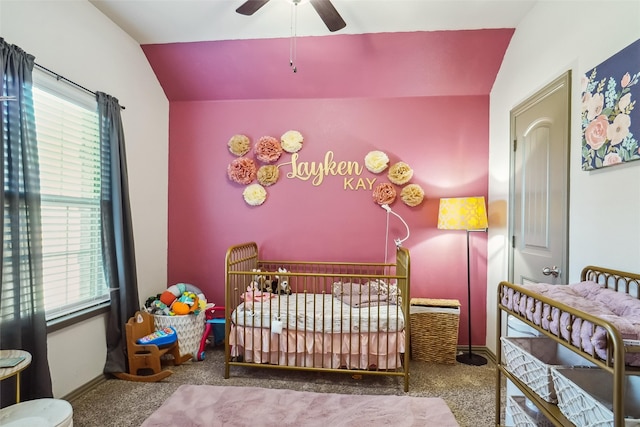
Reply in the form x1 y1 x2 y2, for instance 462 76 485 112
456 229 487 366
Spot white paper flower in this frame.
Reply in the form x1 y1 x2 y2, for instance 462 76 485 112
243 184 267 206
364 151 389 173
281 130 304 153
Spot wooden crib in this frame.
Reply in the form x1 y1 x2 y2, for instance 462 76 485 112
223 242 411 392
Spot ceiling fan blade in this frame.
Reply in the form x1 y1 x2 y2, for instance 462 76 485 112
236 0 271 16
309 0 346 32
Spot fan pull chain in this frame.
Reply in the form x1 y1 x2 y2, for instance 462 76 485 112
290 2 298 73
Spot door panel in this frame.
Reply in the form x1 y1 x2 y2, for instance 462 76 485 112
510 72 571 285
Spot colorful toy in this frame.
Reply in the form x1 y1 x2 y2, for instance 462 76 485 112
171 291 199 315
136 326 178 347
197 305 225 361
143 283 207 316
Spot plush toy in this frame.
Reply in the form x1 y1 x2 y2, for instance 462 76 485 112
144 294 172 315
144 283 207 316
262 268 290 295
275 267 291 295
171 291 199 315
250 269 270 292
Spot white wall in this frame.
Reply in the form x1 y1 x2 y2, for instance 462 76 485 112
487 0 640 353
1 0 169 396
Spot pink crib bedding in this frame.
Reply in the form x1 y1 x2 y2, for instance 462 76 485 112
501 281 640 366
229 326 405 369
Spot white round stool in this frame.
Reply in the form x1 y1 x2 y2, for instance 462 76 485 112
0 398 73 427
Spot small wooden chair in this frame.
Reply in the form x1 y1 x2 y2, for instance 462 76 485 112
114 310 192 382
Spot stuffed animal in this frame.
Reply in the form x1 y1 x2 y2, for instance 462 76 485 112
250 269 270 292
171 291 199 315
264 268 291 295
241 285 275 309
144 294 171 315
144 283 206 316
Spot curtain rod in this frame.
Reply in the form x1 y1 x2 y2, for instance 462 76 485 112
34 62 125 110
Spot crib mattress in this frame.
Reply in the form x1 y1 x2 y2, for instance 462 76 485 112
232 293 405 333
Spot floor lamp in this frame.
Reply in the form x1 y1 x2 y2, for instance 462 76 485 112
437 196 488 366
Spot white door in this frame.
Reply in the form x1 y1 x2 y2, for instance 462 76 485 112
510 72 571 286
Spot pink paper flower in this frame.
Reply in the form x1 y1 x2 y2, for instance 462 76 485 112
255 136 283 163
227 157 257 185
372 183 397 205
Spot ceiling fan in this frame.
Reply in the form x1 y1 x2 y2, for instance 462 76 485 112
236 0 347 32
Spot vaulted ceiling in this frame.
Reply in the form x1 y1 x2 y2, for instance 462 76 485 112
89 0 533 100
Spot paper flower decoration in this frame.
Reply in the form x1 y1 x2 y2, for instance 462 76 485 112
228 134 251 156
387 162 414 185
257 165 279 186
372 182 397 205
255 136 283 163
364 151 390 173
400 184 425 207
281 130 304 153
227 157 257 185
243 184 267 206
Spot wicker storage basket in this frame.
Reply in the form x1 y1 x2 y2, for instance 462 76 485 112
551 367 640 427
507 396 554 427
501 336 592 403
409 298 460 364
154 311 205 358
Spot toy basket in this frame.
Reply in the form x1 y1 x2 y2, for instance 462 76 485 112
410 298 460 364
154 311 205 359
507 396 554 427
500 336 592 403
551 367 640 427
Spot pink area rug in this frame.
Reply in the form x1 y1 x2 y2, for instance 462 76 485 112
141 384 460 427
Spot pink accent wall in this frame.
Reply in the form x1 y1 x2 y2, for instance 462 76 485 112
168 96 489 346
147 29 514 346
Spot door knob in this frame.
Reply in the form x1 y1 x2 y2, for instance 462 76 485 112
542 266 560 278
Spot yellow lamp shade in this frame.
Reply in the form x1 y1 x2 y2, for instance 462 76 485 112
437 197 488 231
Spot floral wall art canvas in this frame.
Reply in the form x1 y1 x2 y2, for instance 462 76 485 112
582 38 640 170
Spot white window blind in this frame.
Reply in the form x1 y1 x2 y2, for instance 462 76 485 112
32 72 109 321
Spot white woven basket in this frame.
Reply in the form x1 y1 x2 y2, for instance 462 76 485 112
551 367 640 427
501 336 585 403
153 311 205 358
507 396 554 427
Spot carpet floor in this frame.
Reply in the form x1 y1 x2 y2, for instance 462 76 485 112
70 346 505 427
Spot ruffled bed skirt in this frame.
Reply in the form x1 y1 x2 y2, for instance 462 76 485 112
229 325 405 370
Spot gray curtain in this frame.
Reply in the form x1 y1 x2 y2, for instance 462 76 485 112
0 38 53 407
98 92 140 375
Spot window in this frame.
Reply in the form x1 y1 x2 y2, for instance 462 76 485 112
32 72 109 321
